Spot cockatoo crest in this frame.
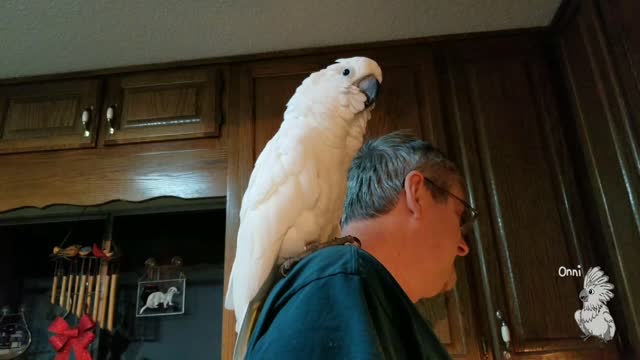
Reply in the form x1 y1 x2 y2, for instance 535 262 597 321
581 266 614 305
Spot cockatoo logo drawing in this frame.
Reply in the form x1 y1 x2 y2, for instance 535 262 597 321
574 266 616 342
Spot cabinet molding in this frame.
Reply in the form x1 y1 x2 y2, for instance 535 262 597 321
0 138 227 213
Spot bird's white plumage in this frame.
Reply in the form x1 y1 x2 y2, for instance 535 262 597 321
225 57 382 332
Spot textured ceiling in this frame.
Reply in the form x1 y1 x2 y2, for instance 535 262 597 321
0 0 561 80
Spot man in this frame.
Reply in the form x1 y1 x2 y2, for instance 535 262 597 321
245 131 475 359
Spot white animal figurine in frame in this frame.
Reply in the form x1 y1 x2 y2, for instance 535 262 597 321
139 287 179 314
136 278 186 317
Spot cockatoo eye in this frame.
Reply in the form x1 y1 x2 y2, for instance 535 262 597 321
342 68 350 76
588 289 594 295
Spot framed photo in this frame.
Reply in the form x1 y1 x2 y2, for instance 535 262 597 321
136 278 185 317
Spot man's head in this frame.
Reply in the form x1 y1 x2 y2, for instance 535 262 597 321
341 130 473 302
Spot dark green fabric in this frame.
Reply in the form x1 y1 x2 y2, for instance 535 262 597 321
246 245 452 359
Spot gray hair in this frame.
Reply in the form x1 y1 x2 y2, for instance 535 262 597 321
341 130 463 227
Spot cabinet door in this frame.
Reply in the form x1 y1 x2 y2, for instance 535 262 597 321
223 46 483 360
442 36 620 359
558 1 640 356
100 67 224 145
0 79 101 154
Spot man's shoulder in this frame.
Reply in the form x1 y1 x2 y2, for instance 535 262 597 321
287 244 385 283
251 244 451 359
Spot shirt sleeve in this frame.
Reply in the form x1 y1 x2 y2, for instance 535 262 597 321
246 273 385 360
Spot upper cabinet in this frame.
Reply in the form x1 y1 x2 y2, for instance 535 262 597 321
0 66 226 154
0 79 101 154
100 66 225 145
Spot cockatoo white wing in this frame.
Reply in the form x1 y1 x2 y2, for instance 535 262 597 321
226 128 325 330
602 308 616 339
575 310 588 335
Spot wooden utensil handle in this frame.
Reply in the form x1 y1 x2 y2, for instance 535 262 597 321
92 274 101 321
76 275 87 317
66 275 75 311
51 275 59 304
98 275 110 328
59 276 68 307
73 273 81 310
86 275 95 314
107 274 118 331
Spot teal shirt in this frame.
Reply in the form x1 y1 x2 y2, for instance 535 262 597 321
246 245 451 359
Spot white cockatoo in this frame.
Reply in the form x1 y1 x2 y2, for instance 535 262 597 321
225 57 382 336
575 266 616 342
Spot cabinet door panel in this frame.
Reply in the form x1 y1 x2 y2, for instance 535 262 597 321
443 36 620 358
0 79 100 154
101 67 223 145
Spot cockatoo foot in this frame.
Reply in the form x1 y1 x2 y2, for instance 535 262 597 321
280 236 361 276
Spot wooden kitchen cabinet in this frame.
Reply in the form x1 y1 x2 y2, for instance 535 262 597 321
100 66 225 146
0 69 228 212
0 66 226 154
0 79 101 154
555 0 640 356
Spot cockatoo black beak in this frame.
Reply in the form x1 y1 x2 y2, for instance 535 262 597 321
358 75 380 107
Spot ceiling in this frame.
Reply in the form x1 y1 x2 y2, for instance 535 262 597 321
0 0 561 80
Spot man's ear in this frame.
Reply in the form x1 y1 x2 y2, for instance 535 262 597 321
403 171 425 217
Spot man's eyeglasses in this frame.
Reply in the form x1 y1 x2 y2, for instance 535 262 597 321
423 176 479 236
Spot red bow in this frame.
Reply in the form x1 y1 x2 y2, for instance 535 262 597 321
48 314 96 360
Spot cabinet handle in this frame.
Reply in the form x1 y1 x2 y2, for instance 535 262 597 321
496 310 512 359
106 106 116 135
81 108 92 137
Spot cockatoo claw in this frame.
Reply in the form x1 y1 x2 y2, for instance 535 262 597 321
280 236 362 276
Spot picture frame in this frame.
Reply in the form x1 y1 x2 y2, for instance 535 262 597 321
136 278 185 317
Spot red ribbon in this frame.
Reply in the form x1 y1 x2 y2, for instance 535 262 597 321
48 314 96 360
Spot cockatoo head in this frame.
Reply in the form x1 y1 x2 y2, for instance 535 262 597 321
285 57 382 125
579 267 614 305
